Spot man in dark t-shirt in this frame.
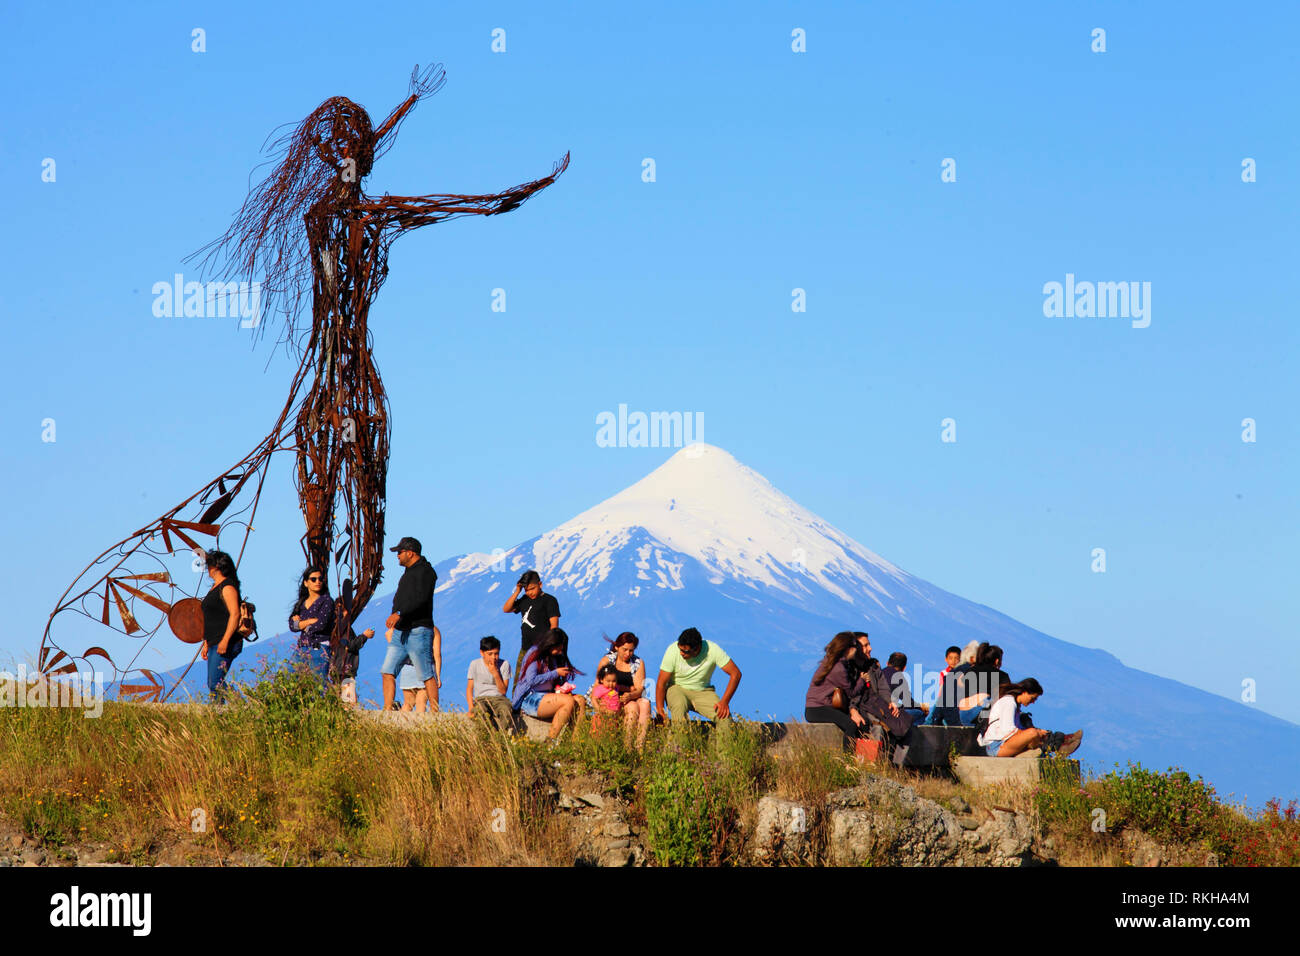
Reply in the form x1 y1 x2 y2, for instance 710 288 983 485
501 569 560 690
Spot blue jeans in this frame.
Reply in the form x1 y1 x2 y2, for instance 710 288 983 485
381 626 435 682
206 643 240 699
291 644 331 683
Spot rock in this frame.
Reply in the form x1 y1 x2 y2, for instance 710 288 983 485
828 808 875 866
606 839 631 850
826 777 963 866
603 821 630 839
751 796 812 865
946 796 972 815
519 713 553 741
964 809 1036 866
812 775 1052 867
600 847 633 867
1121 830 1166 868
578 793 605 809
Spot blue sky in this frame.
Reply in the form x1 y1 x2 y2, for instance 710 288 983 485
2 2 1296 722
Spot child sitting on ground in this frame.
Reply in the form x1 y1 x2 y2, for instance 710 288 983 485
590 663 624 734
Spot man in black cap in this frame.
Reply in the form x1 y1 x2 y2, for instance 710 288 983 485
501 569 559 691
380 536 439 711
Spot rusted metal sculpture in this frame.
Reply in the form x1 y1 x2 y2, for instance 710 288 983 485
39 64 568 700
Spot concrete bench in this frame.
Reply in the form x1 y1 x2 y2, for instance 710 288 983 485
763 720 980 769
764 721 847 757
951 755 1081 788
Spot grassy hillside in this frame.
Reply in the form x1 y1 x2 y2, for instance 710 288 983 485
0 670 1295 867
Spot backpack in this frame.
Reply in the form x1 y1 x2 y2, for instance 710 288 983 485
237 600 259 643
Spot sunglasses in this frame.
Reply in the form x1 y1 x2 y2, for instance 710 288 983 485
307 576 323 582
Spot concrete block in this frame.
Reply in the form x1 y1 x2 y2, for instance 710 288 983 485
951 756 1080 788
765 721 849 758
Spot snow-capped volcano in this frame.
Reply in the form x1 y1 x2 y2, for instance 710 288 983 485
441 443 924 618
163 443 1299 805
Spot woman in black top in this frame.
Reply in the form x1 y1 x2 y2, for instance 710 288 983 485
199 550 242 699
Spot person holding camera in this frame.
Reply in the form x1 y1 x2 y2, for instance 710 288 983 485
502 569 559 691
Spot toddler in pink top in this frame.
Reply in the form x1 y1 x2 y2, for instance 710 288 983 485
590 664 624 734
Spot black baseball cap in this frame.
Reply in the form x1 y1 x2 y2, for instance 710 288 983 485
389 536 422 555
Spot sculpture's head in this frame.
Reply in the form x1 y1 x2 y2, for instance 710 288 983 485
305 96 376 188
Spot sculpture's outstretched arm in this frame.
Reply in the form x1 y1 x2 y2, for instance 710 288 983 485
358 152 570 231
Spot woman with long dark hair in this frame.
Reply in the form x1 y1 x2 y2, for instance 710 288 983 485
978 678 1083 758
511 628 586 740
199 550 242 699
804 632 867 739
593 631 651 748
288 566 335 682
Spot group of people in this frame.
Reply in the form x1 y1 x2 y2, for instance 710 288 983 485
804 633 1083 761
196 538 744 748
198 536 1081 762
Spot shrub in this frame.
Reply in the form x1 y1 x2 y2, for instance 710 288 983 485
1223 799 1300 867
1032 758 1094 826
236 661 353 754
642 746 730 866
1098 762 1230 854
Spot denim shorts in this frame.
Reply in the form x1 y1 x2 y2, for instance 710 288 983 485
519 691 546 717
986 738 1004 757
381 626 435 682
398 663 423 691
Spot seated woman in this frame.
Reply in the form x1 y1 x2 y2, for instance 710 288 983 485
804 632 867 739
594 631 651 748
511 628 586 740
978 678 1083 757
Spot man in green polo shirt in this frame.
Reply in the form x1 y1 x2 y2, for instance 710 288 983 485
656 627 742 724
